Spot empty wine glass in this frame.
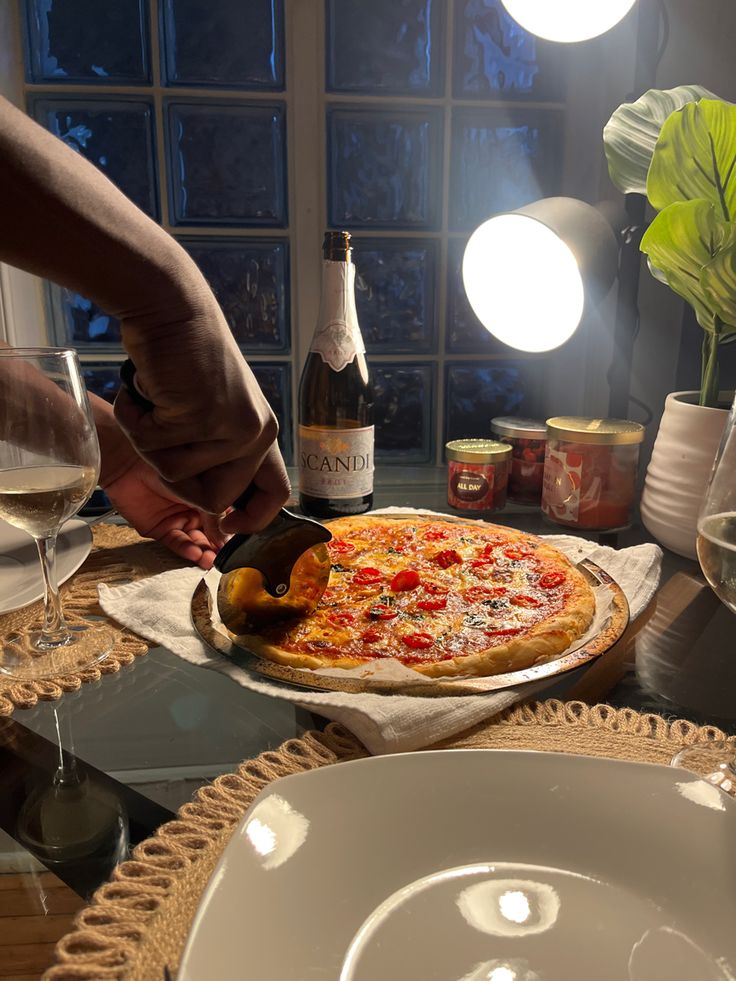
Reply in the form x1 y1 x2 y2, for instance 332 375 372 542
670 391 736 793
0 348 114 679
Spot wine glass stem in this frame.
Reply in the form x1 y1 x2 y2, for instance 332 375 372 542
35 534 70 648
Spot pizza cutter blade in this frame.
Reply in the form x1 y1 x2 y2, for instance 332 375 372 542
214 489 332 634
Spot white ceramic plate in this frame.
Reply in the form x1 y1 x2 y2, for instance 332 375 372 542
180 750 736 981
0 518 92 614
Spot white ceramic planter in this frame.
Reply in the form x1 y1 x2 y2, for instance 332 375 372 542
640 391 729 560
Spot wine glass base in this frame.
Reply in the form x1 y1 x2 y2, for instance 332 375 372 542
670 744 736 797
0 623 116 680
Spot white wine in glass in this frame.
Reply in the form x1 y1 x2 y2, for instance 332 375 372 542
0 348 114 679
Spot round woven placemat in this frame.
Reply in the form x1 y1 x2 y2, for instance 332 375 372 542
44 699 734 981
0 525 181 717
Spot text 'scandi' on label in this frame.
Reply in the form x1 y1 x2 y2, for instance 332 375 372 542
298 425 374 499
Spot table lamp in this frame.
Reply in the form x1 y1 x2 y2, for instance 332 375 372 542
462 197 621 354
500 0 638 43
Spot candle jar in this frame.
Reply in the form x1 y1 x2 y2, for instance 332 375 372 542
490 416 547 505
542 417 645 531
446 439 511 513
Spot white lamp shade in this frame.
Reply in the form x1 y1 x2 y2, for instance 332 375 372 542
501 0 636 42
462 197 620 354
462 214 584 353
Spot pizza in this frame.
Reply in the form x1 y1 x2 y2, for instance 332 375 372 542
228 514 596 679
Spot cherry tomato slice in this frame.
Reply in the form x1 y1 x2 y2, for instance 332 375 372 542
510 594 541 608
390 569 421 592
504 547 533 561
424 528 449 541
361 629 382 643
354 567 382 585
417 598 447 611
434 549 463 569
539 571 566 589
328 611 355 625
401 632 434 650
329 539 355 554
366 604 398 621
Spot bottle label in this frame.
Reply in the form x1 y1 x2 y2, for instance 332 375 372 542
299 425 374 499
310 262 365 371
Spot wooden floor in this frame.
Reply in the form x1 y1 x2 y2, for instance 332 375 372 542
0 872 84 980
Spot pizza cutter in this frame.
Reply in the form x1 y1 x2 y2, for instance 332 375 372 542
214 486 333 634
119 360 332 633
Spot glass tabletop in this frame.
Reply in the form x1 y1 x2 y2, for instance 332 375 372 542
2 467 735 907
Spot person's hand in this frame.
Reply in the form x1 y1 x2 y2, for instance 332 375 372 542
103 454 226 569
114 285 291 532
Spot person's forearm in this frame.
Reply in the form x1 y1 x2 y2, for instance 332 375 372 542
0 96 209 332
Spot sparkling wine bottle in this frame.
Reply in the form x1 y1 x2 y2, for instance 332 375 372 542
298 231 374 518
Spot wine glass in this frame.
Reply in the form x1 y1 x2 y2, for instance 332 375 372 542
0 348 114 679
670 391 736 792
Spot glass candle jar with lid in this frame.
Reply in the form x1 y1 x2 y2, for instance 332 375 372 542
446 439 511 513
542 417 645 530
490 416 547 505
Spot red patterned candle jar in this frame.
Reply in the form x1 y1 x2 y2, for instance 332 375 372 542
446 439 511 513
542 417 645 531
490 416 547 505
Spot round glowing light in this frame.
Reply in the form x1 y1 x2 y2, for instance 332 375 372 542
462 214 584 353
501 0 637 42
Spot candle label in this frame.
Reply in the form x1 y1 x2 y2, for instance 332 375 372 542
542 446 582 522
448 461 495 511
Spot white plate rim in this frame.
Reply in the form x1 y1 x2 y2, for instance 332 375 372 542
180 749 736 980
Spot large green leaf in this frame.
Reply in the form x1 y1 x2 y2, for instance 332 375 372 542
603 85 718 195
640 199 730 331
647 99 736 219
702 223 736 329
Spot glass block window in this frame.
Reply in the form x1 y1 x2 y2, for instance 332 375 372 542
161 0 285 89
19 0 568 471
445 361 544 445
24 0 150 84
180 238 290 353
166 101 287 227
453 0 563 100
52 291 121 348
81 363 123 404
353 239 438 354
30 97 159 218
326 0 444 96
327 108 443 229
372 363 436 463
449 108 563 229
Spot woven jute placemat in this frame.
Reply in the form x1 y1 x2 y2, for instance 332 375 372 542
0 525 181 717
44 700 734 981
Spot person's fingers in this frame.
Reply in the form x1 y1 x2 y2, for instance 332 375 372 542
167 441 290 515
218 445 291 534
158 527 210 565
146 437 267 485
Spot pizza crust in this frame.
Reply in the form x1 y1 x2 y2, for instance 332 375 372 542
232 515 596 679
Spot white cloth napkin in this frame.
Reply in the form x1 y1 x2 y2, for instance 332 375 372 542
99 533 661 756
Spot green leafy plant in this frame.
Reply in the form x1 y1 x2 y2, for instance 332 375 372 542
604 86 736 407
